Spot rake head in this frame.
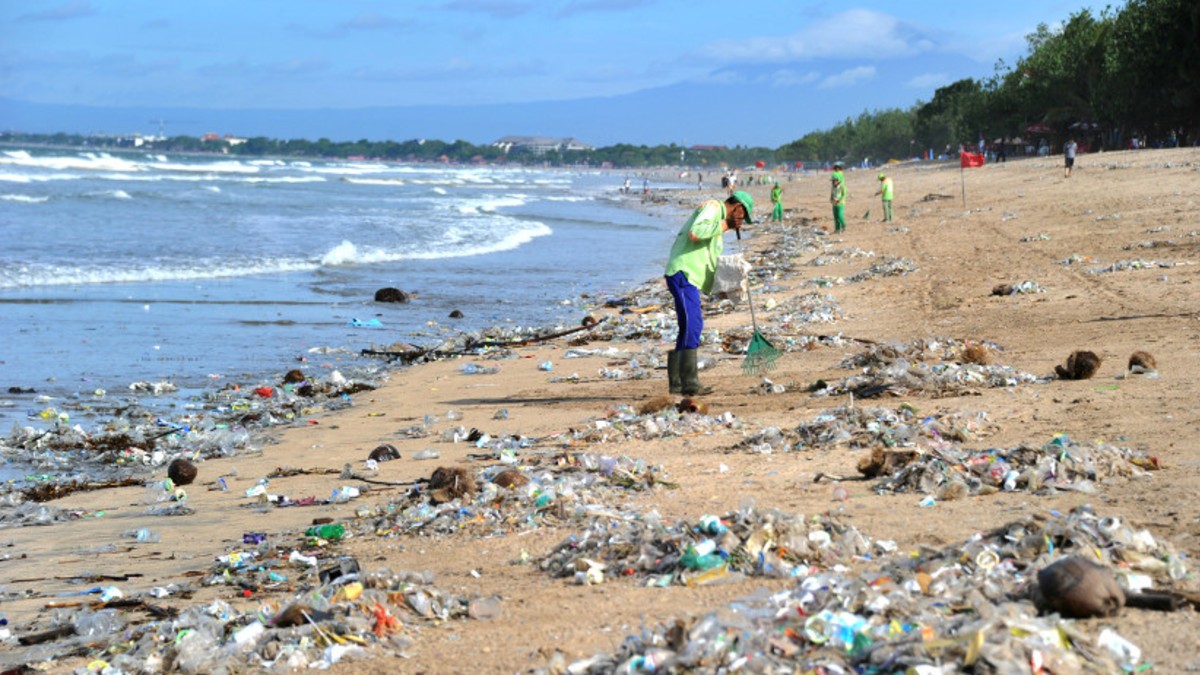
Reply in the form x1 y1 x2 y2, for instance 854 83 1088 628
742 330 781 375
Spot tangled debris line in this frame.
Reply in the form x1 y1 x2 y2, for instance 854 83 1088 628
539 504 874 587
0 367 382 505
562 505 1192 674
1087 259 1178 274
866 433 1161 499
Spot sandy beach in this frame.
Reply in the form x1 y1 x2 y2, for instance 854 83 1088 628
5 147 1200 673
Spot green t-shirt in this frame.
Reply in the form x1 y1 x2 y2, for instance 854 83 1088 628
831 181 846 206
664 200 726 294
881 177 894 200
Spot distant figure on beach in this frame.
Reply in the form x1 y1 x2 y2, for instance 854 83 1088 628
623 177 630 194
770 182 783 222
720 174 730 191
643 178 649 195
697 172 703 190
874 172 894 222
830 174 847 233
1064 138 1078 177
663 191 754 396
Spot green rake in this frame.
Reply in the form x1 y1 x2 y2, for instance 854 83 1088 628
742 280 780 375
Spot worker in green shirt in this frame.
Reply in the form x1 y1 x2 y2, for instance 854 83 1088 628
663 191 754 396
770 182 783 222
874 172 894 222
830 174 846 233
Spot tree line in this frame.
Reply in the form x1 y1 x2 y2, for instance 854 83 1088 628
4 0 1194 170
779 0 1199 165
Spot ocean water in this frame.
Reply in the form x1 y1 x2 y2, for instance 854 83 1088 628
0 148 683 435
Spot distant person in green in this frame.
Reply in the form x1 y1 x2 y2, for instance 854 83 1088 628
663 191 754 396
830 174 846 233
874 172 894 222
770 182 783 222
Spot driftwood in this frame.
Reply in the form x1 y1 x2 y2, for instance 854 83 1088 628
22 477 144 503
362 317 606 364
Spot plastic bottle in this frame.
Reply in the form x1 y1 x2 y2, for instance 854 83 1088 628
468 596 503 620
135 527 160 543
412 449 440 460
697 515 728 535
305 523 345 540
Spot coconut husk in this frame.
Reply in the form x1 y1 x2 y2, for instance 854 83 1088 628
282 369 306 384
1055 350 1101 380
638 395 675 416
960 343 993 365
167 458 197 486
1033 556 1125 618
492 469 529 489
856 446 919 478
428 466 476 504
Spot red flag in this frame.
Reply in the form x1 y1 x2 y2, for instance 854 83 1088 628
960 151 985 168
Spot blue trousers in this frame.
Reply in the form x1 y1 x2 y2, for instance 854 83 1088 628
665 271 703 350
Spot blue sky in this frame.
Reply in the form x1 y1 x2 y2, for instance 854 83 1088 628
1 0 1104 147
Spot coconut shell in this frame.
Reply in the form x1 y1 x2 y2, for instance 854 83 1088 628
1128 350 1156 372
492 469 529 489
677 397 708 415
167 458 197 486
1034 556 1125 618
368 444 401 463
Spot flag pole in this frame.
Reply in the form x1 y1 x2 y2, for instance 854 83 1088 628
961 163 966 207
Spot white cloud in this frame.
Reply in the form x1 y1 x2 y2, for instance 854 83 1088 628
818 65 876 89
769 69 820 87
907 72 949 89
702 9 938 64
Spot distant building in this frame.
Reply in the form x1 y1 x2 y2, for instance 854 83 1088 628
493 135 593 155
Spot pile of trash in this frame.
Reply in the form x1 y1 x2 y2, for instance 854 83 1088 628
808 247 876 267
538 502 875 587
846 256 917 283
12 546 502 673
815 338 1045 398
869 433 1160 499
364 452 677 540
734 403 995 455
562 505 1191 673
0 367 383 505
992 280 1045 295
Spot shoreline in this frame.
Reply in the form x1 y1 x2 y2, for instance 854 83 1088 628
4 147 1200 672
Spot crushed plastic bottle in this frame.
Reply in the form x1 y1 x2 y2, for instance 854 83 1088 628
304 523 346 541
412 449 441 460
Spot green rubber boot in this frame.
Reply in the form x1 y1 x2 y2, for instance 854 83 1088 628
680 349 713 396
667 350 682 394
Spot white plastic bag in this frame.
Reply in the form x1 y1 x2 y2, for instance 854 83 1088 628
712 253 751 302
